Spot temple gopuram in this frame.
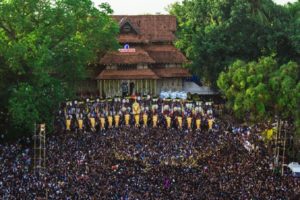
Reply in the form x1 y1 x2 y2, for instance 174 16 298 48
96 15 191 97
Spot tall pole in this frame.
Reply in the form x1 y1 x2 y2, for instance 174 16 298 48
33 122 36 175
281 127 287 176
277 119 282 167
274 119 280 167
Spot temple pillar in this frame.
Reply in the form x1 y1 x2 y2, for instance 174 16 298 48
111 80 114 96
102 80 104 97
104 80 107 97
148 80 150 94
136 80 139 94
152 80 155 95
99 80 101 97
112 80 114 96
108 80 110 97
154 80 157 95
119 80 121 95
150 80 152 94
149 80 152 95
114 80 117 96
153 80 155 95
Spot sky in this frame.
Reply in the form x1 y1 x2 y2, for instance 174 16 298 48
93 0 297 15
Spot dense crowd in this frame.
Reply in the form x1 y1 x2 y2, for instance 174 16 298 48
0 97 300 199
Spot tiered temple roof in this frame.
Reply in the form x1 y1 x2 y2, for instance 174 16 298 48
100 47 155 65
98 15 190 80
145 45 187 64
152 68 191 78
114 15 177 43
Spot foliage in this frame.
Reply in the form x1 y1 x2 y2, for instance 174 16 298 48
169 0 300 86
8 83 39 133
285 0 300 56
0 0 119 136
217 56 299 124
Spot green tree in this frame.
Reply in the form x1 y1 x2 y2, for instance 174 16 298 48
218 56 299 122
285 0 300 60
169 0 299 86
0 0 119 137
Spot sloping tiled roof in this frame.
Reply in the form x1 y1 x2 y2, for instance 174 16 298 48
99 15 187 65
145 45 179 51
145 45 187 64
113 15 176 43
100 44 187 65
152 67 191 78
100 48 155 65
96 69 160 80
118 34 143 43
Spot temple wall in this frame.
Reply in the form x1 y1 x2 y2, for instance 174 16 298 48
159 78 183 92
98 79 158 97
76 79 98 96
77 78 184 98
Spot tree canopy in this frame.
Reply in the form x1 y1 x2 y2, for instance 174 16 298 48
169 0 300 86
217 56 299 125
0 0 119 136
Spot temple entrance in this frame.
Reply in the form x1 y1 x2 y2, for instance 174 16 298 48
121 81 129 97
98 79 159 97
130 82 135 95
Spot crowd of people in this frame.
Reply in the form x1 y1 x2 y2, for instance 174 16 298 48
0 96 300 199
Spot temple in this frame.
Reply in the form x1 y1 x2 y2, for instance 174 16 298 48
96 15 191 97
78 15 191 97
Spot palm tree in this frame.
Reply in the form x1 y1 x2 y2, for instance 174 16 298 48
247 0 272 25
